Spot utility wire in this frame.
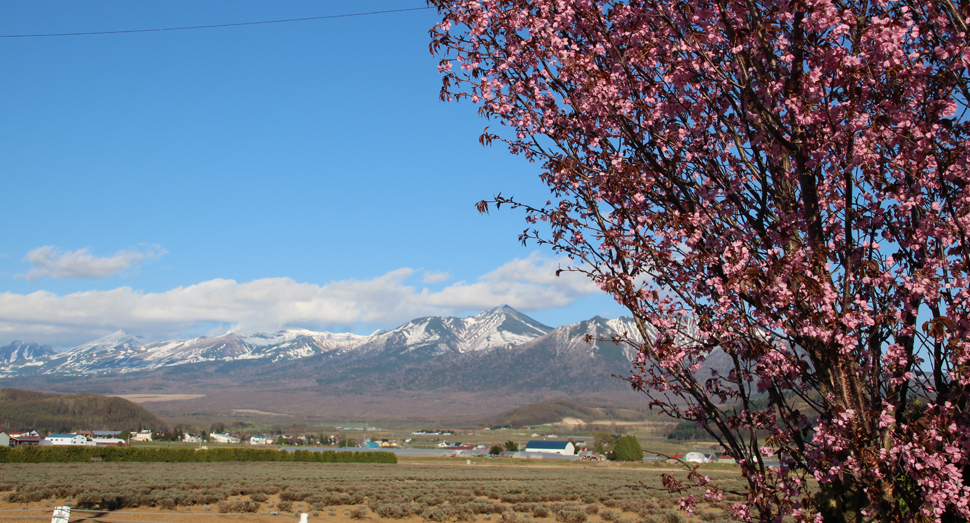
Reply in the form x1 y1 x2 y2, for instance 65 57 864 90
0 6 431 38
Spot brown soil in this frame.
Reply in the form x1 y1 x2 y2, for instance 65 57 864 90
0 500 644 523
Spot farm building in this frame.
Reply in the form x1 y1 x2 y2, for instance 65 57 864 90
684 452 710 463
45 434 90 446
132 430 153 442
210 433 240 444
93 438 126 446
9 435 41 446
249 435 273 445
524 440 575 455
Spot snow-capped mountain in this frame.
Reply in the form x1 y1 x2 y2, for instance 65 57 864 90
39 330 152 374
0 306 554 377
0 341 56 365
354 305 552 357
531 316 647 360
140 329 369 366
0 308 723 415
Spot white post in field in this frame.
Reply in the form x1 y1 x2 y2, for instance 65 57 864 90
51 506 70 523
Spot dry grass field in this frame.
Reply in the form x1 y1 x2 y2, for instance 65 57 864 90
0 459 745 523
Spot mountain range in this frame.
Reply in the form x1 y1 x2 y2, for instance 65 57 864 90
0 306 686 420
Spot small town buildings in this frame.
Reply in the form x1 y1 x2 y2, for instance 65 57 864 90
132 430 153 442
7 429 39 438
9 435 41 447
209 433 240 444
0 430 41 447
182 434 202 443
525 440 576 455
249 435 273 445
45 434 90 446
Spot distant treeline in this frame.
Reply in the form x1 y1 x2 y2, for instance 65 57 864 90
666 421 710 440
0 388 165 432
666 420 781 441
487 398 657 428
0 446 396 464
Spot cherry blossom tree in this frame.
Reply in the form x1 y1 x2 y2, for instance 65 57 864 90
430 0 970 521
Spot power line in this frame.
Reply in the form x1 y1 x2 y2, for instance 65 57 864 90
0 6 432 39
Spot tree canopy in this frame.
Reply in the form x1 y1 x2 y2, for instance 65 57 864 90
609 435 643 462
431 0 970 521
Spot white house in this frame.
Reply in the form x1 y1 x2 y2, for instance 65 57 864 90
45 433 90 446
684 452 710 463
210 433 240 444
249 435 273 445
132 430 153 442
524 440 576 455
182 434 202 443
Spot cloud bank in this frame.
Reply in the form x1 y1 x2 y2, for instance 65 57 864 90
20 245 166 281
0 253 598 347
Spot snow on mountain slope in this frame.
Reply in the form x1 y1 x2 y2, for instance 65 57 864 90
355 305 552 357
140 329 369 366
0 341 56 365
454 305 553 352
0 307 634 377
40 330 152 374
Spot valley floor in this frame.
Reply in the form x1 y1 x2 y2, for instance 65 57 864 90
0 459 743 523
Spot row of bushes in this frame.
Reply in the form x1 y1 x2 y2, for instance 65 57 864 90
0 446 396 464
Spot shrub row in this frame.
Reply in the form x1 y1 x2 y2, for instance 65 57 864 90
0 446 396 464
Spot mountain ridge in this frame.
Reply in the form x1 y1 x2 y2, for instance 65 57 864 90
0 305 558 377
0 307 720 420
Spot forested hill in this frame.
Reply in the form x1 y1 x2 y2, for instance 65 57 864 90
0 389 165 433
486 398 657 427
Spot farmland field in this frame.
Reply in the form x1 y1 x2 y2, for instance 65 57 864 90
0 459 744 523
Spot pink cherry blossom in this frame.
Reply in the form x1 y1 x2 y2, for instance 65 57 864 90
432 0 970 521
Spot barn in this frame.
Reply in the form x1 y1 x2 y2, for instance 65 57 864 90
524 440 576 455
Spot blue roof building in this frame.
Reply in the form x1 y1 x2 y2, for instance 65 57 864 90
524 440 576 455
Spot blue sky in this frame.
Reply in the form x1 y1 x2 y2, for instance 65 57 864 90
0 1 626 348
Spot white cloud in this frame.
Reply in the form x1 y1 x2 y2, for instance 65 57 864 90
422 270 450 284
20 245 166 281
0 253 601 347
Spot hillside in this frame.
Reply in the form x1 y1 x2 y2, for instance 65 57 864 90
486 398 660 427
0 388 165 432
